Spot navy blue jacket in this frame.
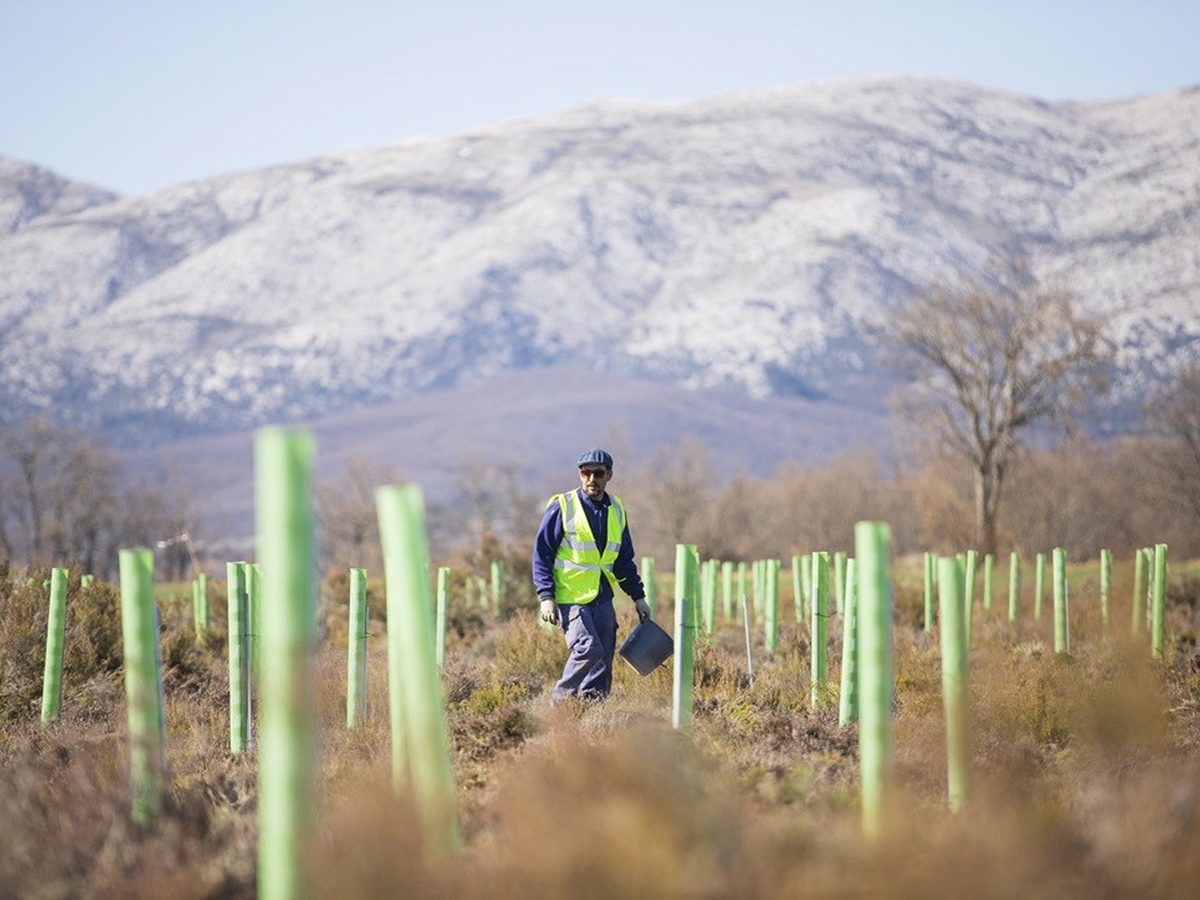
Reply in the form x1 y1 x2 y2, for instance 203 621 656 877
531 488 645 604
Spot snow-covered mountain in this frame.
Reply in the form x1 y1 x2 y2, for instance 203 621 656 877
3 76 1199 442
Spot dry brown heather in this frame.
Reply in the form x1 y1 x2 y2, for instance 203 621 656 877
3 557 1200 898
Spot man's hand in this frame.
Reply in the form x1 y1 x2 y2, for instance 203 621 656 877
634 597 651 622
540 599 559 625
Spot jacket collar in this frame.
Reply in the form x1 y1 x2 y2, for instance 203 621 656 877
576 487 610 510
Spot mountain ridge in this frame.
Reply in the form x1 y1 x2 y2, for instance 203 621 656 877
2 75 1198 447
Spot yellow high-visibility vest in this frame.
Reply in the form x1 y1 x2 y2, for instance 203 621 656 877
549 489 627 604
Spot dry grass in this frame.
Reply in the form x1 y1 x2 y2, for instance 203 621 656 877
2 560 1200 897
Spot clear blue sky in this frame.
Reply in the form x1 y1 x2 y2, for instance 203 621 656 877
1 0 1196 196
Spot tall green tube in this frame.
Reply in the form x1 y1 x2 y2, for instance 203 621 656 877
938 556 969 813
1152 543 1168 659
1131 549 1146 636
672 544 698 732
764 558 779 653
791 555 803 623
838 558 859 727
963 550 977 641
1100 550 1112 634
811 552 830 709
248 563 263 684
702 559 717 635
490 559 504 612
736 562 747 624
1144 548 1154 631
226 561 250 753
983 553 994 612
856 522 893 839
748 561 758 624
119 548 164 827
347 567 368 728
643 557 657 618
1008 552 1021 622
834 551 847 617
192 573 209 641
800 554 812 623
1034 553 1045 619
722 560 734 623
377 484 460 855
40 567 69 725
255 429 317 900
923 552 935 632
1053 548 1069 654
436 567 450 668
192 579 203 641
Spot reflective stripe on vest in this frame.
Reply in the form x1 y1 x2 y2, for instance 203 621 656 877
549 490 627 604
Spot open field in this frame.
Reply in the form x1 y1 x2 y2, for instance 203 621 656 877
3 555 1200 898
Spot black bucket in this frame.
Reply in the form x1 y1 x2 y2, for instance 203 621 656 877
618 618 674 675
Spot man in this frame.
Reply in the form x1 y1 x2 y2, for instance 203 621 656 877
531 448 651 702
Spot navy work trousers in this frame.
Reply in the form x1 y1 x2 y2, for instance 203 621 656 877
552 597 617 701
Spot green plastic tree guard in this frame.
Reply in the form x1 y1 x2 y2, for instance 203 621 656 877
347 567 368 728
722 560 734 623
119 548 165 827
478 575 488 610
1008 552 1021 622
938 556 969 813
800 554 812 623
255 429 318 900
811 552 830 709
764 558 779 653
1144 548 1155 631
983 553 994 612
736 562 747 624
702 559 717 635
1130 549 1145 636
491 560 504 612
436 567 450 668
791 555 803 623
963 550 977 642
40 567 69 724
248 563 263 684
752 559 764 620
196 573 209 640
1034 552 1045 619
377 484 461 856
642 557 657 618
226 561 250 753
1100 549 1112 634
857 522 893 839
1152 543 1168 659
838 558 859 727
923 552 935 632
1053 548 1069 654
834 551 847 617
192 579 203 642
672 543 698 732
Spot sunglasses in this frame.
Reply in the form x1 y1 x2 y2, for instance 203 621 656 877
579 468 610 479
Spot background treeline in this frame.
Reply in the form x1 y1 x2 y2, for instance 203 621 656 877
0 417 199 580
3 386 1198 581
620 435 1197 566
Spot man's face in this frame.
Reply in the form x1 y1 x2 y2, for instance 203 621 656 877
579 466 612 501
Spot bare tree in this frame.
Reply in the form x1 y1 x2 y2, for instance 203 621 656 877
622 438 718 564
316 457 403 573
1145 362 1200 531
879 258 1110 555
0 417 121 568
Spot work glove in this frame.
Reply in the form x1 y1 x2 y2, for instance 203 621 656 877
540 598 559 625
634 597 651 622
